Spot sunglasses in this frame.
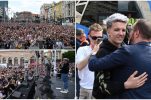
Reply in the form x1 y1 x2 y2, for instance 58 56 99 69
90 35 103 40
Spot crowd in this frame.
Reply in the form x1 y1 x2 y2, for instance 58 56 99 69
0 22 75 49
0 66 36 99
0 67 24 98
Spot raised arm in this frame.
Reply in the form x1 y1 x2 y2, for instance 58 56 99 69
88 47 129 71
76 47 92 71
97 71 148 96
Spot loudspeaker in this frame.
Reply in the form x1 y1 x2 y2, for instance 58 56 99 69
12 91 22 98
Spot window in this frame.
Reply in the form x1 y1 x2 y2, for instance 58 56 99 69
14 57 18 66
20 57 24 67
8 57 12 66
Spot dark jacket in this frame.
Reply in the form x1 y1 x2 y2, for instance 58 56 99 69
89 42 151 99
92 39 125 99
60 63 69 74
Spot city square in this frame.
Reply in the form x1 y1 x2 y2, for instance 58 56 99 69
0 0 75 49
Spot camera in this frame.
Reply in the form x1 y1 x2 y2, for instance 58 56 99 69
97 38 103 44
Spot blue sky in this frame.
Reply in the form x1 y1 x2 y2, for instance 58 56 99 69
0 0 60 16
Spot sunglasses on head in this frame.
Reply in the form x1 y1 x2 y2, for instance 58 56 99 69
90 35 103 40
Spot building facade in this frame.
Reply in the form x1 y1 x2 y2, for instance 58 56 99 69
15 11 33 22
32 14 40 22
0 1 8 22
54 1 63 23
62 1 75 23
40 1 75 24
50 2 57 22
49 1 63 23
0 51 35 67
40 4 51 22
14 11 39 22
0 50 62 68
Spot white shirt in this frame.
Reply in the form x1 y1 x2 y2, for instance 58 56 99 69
76 46 94 89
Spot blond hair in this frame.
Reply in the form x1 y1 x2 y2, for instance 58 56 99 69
88 23 103 35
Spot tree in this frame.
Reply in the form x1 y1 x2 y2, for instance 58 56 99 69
62 51 75 62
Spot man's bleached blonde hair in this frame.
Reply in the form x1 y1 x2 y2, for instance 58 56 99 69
106 13 128 29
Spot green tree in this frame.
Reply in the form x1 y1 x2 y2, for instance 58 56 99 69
62 51 75 63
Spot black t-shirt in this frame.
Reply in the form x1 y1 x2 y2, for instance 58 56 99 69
60 63 69 74
92 39 125 99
